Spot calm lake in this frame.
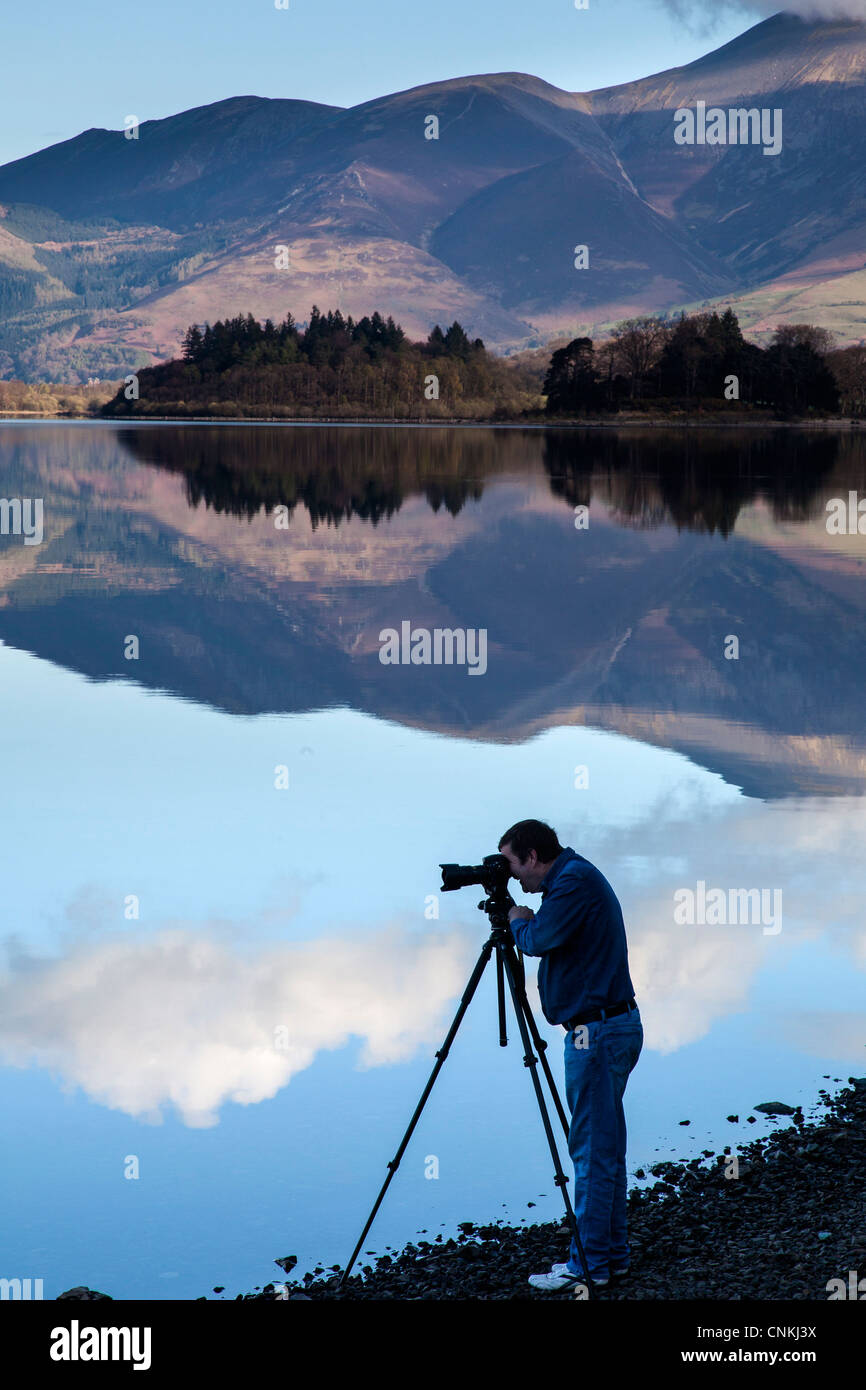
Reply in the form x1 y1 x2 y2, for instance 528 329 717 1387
1 421 864 1299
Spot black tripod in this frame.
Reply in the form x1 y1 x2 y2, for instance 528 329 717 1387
340 879 597 1295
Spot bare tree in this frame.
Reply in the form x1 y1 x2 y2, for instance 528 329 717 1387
772 323 836 357
827 344 866 416
611 317 671 399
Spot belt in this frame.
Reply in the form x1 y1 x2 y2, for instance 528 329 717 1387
563 997 637 1030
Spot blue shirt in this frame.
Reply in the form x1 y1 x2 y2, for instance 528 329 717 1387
509 847 636 1026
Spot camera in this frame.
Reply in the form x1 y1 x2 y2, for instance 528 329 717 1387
440 853 512 894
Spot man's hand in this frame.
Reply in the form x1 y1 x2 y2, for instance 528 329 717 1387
508 905 533 924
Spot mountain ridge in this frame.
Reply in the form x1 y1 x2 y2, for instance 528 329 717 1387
589 13 866 106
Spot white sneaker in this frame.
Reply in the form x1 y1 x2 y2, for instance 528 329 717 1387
527 1268 584 1292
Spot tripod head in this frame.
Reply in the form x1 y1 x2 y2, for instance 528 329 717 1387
477 882 516 935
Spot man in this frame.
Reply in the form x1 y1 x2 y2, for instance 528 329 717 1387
498 818 642 1294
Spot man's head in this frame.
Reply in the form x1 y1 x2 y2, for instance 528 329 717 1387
498 819 563 893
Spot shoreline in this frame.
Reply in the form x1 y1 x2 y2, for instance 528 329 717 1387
2 412 865 430
221 1075 866 1302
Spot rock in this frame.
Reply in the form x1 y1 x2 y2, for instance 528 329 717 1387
755 1101 796 1116
275 1255 298 1273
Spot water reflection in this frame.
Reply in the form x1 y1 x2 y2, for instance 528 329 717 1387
115 423 858 533
541 428 851 534
1 422 865 1298
0 913 474 1129
1 424 864 795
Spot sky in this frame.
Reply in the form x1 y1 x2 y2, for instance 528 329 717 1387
0 0 784 167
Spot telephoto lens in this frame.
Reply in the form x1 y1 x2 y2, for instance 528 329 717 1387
439 862 485 891
439 853 511 893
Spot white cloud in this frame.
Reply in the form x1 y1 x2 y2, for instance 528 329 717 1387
0 923 476 1128
658 1 866 29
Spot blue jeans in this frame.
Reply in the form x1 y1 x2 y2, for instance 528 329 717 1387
563 1005 643 1281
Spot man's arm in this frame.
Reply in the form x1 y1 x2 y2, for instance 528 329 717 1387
509 868 587 955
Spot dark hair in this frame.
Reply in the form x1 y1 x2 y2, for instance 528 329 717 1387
498 819 562 864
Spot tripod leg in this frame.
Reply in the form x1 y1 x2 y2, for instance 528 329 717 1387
506 943 571 1140
496 948 507 1046
339 934 496 1286
498 943 597 1298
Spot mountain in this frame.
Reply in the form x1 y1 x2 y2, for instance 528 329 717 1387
1 13 866 380
0 97 342 227
590 14 866 292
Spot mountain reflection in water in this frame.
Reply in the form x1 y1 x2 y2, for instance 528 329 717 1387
0 423 864 796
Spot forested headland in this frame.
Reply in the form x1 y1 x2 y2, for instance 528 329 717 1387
100 308 543 420
94 304 866 422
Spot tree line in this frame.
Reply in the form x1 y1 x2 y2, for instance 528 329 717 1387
543 310 854 416
103 307 542 419
99 303 866 421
